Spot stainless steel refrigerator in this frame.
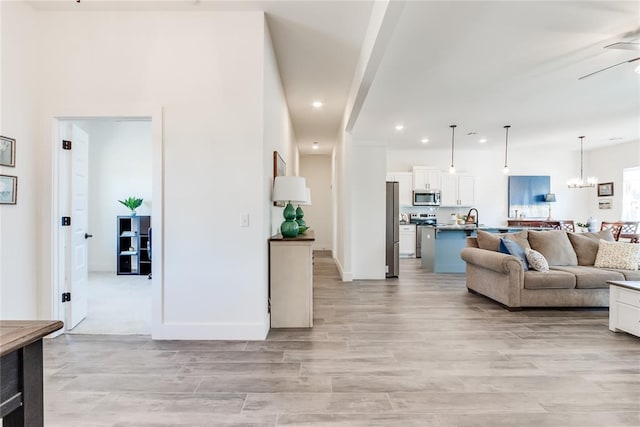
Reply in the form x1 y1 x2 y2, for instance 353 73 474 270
386 181 399 278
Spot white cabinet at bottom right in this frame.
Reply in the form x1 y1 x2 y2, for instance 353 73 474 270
440 174 476 207
609 282 640 338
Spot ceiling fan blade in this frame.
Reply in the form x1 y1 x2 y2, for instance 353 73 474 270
578 56 640 80
604 42 640 51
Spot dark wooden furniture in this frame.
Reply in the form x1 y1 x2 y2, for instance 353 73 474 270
117 215 151 275
1 320 63 426
558 220 575 232
507 219 563 229
600 221 623 241
620 221 639 243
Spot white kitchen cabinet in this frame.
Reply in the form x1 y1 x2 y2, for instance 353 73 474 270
440 174 476 207
412 166 440 190
386 172 413 207
399 224 416 257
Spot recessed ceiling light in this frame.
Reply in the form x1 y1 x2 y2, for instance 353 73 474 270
312 101 323 108
312 142 319 150
395 124 404 131
479 138 487 144
421 138 429 144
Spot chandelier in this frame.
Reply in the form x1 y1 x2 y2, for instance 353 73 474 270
567 136 597 188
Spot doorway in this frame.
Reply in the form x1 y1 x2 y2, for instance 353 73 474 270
53 116 158 335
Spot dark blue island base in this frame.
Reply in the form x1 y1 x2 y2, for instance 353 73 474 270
421 226 526 273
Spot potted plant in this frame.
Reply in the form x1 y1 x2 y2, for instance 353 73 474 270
118 197 143 216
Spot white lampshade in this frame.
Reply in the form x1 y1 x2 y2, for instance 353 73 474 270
297 188 312 206
273 176 307 203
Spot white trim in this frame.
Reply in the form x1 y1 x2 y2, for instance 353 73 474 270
48 106 164 336
153 313 270 340
334 257 352 282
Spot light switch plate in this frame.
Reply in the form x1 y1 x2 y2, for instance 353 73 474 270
240 213 250 227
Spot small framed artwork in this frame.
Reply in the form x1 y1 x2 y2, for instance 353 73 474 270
598 199 612 210
0 136 16 167
0 175 17 204
597 182 614 197
273 151 286 207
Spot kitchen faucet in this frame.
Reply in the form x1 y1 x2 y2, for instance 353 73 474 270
466 207 479 227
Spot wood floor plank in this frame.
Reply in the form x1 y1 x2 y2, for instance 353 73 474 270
43 253 640 426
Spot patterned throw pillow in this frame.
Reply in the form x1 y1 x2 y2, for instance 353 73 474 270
525 248 549 272
593 240 640 271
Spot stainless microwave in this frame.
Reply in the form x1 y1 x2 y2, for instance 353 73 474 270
413 190 441 206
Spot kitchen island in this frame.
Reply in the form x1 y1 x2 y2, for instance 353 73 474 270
420 225 530 273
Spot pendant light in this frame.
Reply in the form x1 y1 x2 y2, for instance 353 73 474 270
449 124 456 174
503 125 511 174
567 136 597 188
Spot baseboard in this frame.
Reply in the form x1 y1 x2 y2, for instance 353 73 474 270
151 316 270 340
334 257 352 282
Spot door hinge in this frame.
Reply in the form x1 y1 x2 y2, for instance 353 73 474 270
62 140 72 150
61 216 71 226
61 292 71 303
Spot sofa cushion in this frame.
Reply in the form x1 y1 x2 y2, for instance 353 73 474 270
476 230 529 252
525 248 549 272
499 238 529 271
567 230 615 266
550 266 625 289
600 268 640 281
476 230 502 251
505 231 530 251
594 240 640 271
528 230 578 266
523 269 576 290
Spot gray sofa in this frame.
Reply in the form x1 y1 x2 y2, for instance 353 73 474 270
460 229 640 310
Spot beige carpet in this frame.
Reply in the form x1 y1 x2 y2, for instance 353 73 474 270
69 271 152 335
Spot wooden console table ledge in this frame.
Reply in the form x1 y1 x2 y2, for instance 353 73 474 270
1 320 64 426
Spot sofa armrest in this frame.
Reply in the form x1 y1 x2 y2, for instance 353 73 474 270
460 247 524 274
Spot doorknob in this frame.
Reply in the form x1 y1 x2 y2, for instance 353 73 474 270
84 233 93 239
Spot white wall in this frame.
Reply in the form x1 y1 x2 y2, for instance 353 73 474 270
333 130 352 281
351 144 386 279
585 140 640 224
77 120 152 272
1 5 293 339
0 1 42 319
264 23 297 239
387 143 594 226
299 155 333 250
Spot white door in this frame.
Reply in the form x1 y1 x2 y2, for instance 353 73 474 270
62 123 90 329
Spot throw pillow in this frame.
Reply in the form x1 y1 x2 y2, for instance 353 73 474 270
528 230 578 266
504 230 530 251
525 248 549 272
499 238 529 271
593 240 640 271
567 230 615 266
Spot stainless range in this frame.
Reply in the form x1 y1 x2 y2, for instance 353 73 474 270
410 213 437 258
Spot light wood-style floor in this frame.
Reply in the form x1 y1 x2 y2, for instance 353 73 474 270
44 252 640 426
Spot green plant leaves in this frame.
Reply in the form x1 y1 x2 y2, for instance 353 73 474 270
118 197 143 211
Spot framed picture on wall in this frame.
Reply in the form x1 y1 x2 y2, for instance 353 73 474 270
598 198 612 210
0 175 17 204
0 136 16 167
273 151 286 207
597 182 614 197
